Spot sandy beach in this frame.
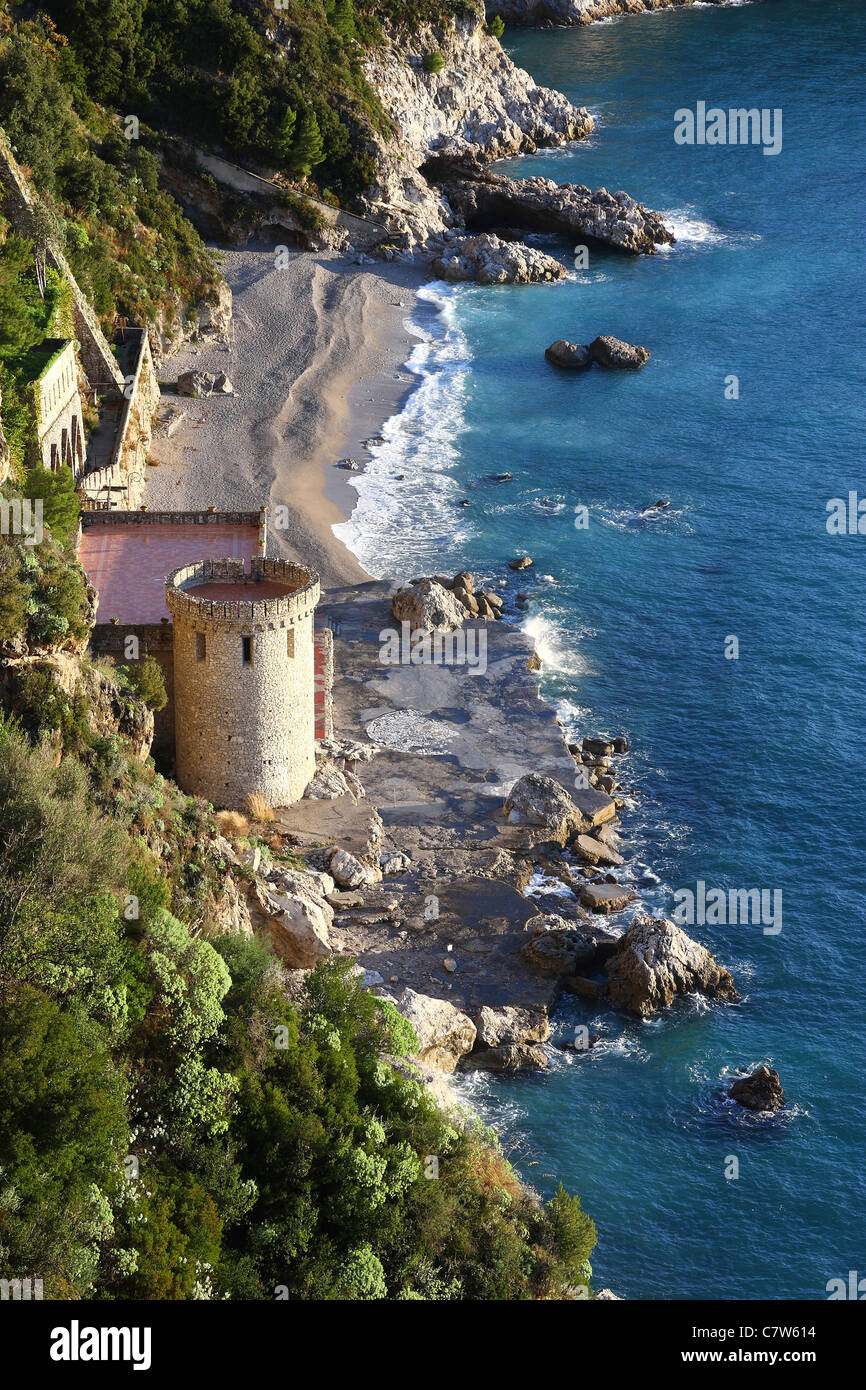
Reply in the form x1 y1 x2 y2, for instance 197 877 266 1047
146 245 431 588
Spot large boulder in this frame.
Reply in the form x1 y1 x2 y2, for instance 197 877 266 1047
325 845 381 889
578 882 637 914
396 989 476 1074
247 870 334 968
391 578 466 632
504 772 585 843
574 833 624 868
545 339 592 369
521 913 619 975
729 1066 785 1113
605 915 738 1017
589 335 650 369
463 1044 548 1073
433 232 565 286
474 1004 550 1048
176 369 217 396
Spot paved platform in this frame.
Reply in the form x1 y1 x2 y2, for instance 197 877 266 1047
78 521 261 623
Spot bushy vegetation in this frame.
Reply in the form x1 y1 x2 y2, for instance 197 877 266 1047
0 711 597 1299
0 7 217 330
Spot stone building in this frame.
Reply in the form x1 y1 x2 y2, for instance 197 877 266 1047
79 509 332 811
165 556 320 809
34 339 86 475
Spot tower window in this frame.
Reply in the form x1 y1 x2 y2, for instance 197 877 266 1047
196 632 206 662
286 629 294 659
242 635 253 667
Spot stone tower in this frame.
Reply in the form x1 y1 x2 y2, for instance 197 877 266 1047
165 556 320 810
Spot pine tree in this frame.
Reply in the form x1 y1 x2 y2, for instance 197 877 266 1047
330 0 356 42
290 110 325 179
274 106 296 164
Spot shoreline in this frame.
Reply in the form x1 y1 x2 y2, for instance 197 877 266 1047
146 245 433 590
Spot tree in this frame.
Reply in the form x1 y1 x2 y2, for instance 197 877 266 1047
119 654 167 711
422 50 445 75
487 15 505 41
289 110 325 180
273 106 296 165
0 983 129 1295
330 0 356 42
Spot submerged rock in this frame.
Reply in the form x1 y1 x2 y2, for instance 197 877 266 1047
729 1066 785 1113
605 915 738 1017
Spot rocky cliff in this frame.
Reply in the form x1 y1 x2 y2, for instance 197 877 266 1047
360 3 593 247
485 0 725 25
359 3 672 275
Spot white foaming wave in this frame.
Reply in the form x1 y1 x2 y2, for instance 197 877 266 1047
657 209 730 249
333 281 474 579
522 613 590 678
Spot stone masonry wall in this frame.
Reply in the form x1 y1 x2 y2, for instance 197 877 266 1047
166 557 320 810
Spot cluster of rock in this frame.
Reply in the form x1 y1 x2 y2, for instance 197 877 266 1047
433 231 565 285
487 1 725 29
521 910 738 1018
392 990 551 1076
304 736 379 803
546 336 650 370
570 733 629 797
176 368 233 397
430 157 674 256
391 572 504 630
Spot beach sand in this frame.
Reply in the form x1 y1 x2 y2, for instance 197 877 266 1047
146 245 431 588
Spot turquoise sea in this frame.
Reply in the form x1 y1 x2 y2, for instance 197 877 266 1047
337 0 866 1299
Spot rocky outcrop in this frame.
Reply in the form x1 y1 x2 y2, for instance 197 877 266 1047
589 335 650 369
546 336 650 370
392 578 467 632
396 988 477 1073
578 882 637 914
360 4 593 247
729 1066 785 1113
545 339 593 369
430 157 673 255
247 866 335 968
504 772 586 842
485 0 724 27
521 913 619 975
433 232 565 284
605 915 738 1017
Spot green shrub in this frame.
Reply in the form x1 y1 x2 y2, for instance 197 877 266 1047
487 15 506 40
118 654 168 711
423 50 445 75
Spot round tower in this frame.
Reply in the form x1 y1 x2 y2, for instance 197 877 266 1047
165 556 320 810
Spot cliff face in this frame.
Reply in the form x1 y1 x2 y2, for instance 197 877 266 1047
485 0 725 24
361 6 592 245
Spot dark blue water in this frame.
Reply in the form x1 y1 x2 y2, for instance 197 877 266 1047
339 0 866 1299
